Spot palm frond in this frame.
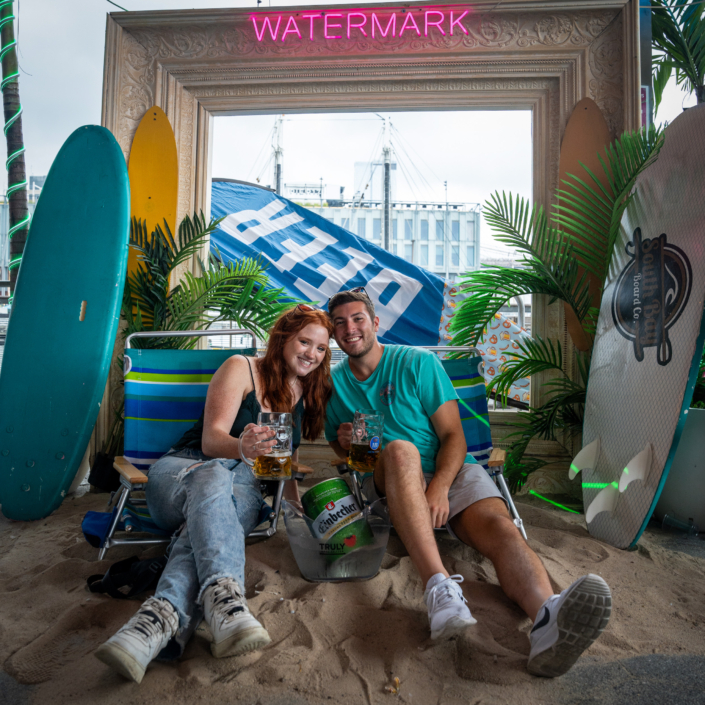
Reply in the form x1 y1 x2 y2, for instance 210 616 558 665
651 0 705 101
554 124 665 283
489 336 565 402
121 213 294 348
653 56 675 112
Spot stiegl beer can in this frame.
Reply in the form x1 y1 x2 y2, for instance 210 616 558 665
300 478 374 563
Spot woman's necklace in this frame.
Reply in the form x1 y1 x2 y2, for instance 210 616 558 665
288 376 301 402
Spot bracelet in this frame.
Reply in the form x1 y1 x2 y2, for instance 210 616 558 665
238 430 255 468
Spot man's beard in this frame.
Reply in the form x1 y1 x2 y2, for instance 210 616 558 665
341 334 375 359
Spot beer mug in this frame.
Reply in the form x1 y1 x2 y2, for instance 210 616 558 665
348 409 383 473
253 412 293 479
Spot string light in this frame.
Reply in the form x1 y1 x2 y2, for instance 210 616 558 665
528 490 581 514
0 0 29 278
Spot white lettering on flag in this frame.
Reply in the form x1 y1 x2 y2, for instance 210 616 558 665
220 200 425 335
365 268 423 335
269 226 339 273
219 200 303 244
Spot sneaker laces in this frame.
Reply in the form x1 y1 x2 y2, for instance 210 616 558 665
126 598 176 641
209 579 247 623
426 575 468 612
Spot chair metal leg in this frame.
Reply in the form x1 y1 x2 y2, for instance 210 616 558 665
491 466 528 541
335 462 365 508
99 483 131 560
248 479 286 539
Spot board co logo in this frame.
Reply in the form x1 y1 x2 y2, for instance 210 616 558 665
611 228 692 366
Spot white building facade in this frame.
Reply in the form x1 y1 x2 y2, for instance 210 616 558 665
305 200 480 282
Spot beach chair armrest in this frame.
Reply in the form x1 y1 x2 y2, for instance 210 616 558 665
113 456 149 484
292 462 314 475
487 448 507 468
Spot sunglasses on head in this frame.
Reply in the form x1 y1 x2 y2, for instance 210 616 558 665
287 303 316 317
326 286 369 309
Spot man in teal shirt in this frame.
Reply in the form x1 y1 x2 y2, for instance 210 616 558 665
325 289 611 677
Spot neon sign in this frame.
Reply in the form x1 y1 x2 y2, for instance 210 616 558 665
251 9 470 43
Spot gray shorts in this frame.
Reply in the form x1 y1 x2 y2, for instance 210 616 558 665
361 463 507 540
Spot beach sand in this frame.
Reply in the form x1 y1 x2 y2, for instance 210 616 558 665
1 480 704 705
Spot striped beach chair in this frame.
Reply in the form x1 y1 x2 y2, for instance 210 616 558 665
98 329 312 559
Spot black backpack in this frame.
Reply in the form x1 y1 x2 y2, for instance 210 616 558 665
87 555 168 599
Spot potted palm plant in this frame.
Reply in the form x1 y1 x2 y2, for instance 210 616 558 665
651 0 705 111
450 125 665 494
89 212 295 491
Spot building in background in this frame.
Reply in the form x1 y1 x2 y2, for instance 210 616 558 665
305 199 480 283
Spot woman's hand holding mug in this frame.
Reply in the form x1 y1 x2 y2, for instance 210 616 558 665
239 423 276 466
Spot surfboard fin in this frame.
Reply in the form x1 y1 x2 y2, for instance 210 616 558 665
569 439 600 480
618 445 652 493
585 483 619 524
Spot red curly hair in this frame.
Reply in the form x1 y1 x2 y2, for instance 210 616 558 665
258 306 334 441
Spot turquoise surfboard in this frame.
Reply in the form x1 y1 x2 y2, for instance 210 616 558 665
0 125 129 520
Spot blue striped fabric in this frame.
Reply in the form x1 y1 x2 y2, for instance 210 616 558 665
441 357 494 470
123 348 255 471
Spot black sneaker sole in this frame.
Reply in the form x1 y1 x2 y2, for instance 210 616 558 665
527 574 612 678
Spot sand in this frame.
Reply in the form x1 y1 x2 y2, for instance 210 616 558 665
1 484 705 705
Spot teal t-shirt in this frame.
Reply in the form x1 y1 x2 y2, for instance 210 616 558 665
324 345 459 475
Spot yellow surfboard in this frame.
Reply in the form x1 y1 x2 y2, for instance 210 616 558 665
127 106 178 280
558 97 612 351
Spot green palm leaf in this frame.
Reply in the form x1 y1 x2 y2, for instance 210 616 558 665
489 336 564 402
449 192 592 347
651 0 705 110
553 124 665 283
121 212 295 349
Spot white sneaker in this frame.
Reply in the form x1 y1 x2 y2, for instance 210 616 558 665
423 574 477 640
94 597 178 683
203 577 271 658
528 574 612 677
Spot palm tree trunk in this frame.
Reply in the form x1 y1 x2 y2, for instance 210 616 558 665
697 85 704 104
0 0 28 297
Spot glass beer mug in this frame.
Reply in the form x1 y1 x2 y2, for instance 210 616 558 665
348 409 384 473
253 412 293 479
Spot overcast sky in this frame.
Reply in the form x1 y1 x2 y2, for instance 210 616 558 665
9 0 699 257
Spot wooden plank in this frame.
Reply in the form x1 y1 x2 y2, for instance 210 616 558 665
488 448 507 467
292 462 314 475
113 456 149 484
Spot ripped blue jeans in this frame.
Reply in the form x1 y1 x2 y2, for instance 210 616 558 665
145 449 265 657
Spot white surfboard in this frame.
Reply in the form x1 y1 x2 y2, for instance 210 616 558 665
575 104 705 549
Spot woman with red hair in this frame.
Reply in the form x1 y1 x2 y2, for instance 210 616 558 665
96 305 334 683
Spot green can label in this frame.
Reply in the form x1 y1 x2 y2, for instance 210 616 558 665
301 478 362 540
318 517 374 564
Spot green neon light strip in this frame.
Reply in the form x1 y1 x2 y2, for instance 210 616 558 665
570 463 580 475
1 69 17 89
0 39 15 62
458 398 490 427
4 105 21 134
1 0 27 279
8 212 30 237
5 178 25 196
582 481 619 489
528 490 581 514
5 145 23 168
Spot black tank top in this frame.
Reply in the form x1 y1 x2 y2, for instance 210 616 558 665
172 357 305 452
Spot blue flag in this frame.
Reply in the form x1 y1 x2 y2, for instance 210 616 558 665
211 181 446 346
